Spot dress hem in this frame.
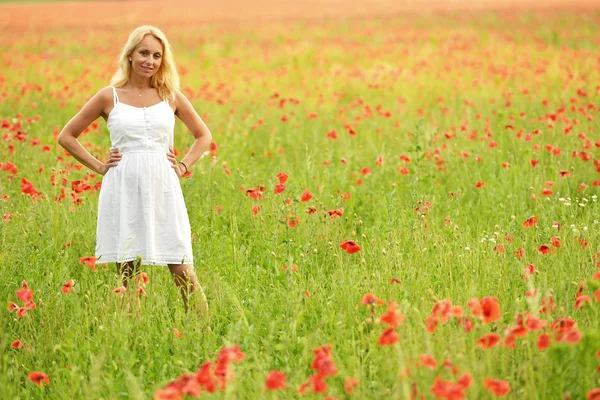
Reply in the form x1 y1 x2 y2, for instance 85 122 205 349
95 254 194 266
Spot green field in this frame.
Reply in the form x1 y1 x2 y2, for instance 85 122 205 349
1 4 600 399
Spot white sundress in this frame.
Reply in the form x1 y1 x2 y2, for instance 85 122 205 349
95 86 194 266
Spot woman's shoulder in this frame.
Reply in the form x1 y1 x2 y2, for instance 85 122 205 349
94 86 116 103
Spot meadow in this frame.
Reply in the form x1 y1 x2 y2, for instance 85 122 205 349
1 1 600 398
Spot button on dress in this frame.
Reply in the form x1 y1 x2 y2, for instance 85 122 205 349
95 86 194 266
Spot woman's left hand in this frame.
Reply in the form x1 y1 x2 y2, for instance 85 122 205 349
167 148 185 177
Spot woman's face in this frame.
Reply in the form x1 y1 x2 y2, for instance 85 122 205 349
129 34 163 79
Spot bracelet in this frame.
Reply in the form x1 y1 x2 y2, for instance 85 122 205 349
178 161 188 174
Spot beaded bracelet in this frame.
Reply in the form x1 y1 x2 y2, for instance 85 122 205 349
177 161 188 174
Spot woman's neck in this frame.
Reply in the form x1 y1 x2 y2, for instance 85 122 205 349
127 75 152 90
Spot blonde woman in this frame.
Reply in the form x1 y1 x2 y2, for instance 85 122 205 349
58 25 211 317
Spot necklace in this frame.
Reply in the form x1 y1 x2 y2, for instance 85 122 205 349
128 87 153 97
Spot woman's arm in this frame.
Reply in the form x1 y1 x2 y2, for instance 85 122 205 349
167 90 213 176
57 86 120 175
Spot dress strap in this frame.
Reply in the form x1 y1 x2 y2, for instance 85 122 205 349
111 86 119 106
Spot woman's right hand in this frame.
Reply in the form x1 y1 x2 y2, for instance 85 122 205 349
99 148 122 175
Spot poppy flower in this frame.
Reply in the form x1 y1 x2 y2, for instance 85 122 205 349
541 188 553 196
79 256 98 271
16 308 27 318
469 297 501 324
265 370 286 390
340 240 361 254
484 378 510 396
274 184 286 194
172 328 183 338
311 344 337 377
522 216 537 228
137 287 147 296
380 301 405 328
537 244 552 255
137 272 149 286
112 286 126 296
537 333 550 350
251 205 261 216
276 172 288 184
28 371 50 386
300 189 313 202
378 328 399 346
11 339 22 349
61 280 75 294
360 293 385 306
326 129 338 139
21 178 40 198
575 295 591 309
522 264 535 281
7 302 18 312
343 377 359 395
475 180 486 188
588 388 600 399
476 333 501 349
418 354 438 369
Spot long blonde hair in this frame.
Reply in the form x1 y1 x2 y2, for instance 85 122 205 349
110 25 180 102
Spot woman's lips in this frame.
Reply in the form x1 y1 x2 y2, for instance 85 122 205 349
142 66 152 72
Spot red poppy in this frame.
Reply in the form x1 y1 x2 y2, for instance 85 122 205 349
327 129 338 139
469 297 501 324
61 280 75 294
265 370 286 390
575 295 591 309
537 333 550 350
340 240 361 254
342 377 359 395
588 388 600 399
418 354 438 369
276 172 288 184
538 245 551 255
16 308 27 318
360 167 372 176
274 184 286 194
484 378 510 397
360 293 385 306
112 286 126 296
522 216 537 228
28 371 50 386
476 333 501 349
287 217 299 228
380 301 405 328
514 248 525 259
79 256 98 271
311 344 337 377
137 272 149 286
251 205 261 216
21 178 40 198
550 236 561 247
541 188 553 196
11 339 22 349
378 328 399 346
7 302 18 312
475 180 486 188
397 166 410 175
559 170 570 177
300 189 313 202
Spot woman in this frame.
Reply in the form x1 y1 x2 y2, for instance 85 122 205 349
57 25 211 316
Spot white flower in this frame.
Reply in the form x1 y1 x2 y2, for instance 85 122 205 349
465 246 471 251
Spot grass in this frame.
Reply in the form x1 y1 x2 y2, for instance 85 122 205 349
1 4 600 399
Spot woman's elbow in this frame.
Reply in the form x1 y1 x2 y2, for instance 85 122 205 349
57 131 71 148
